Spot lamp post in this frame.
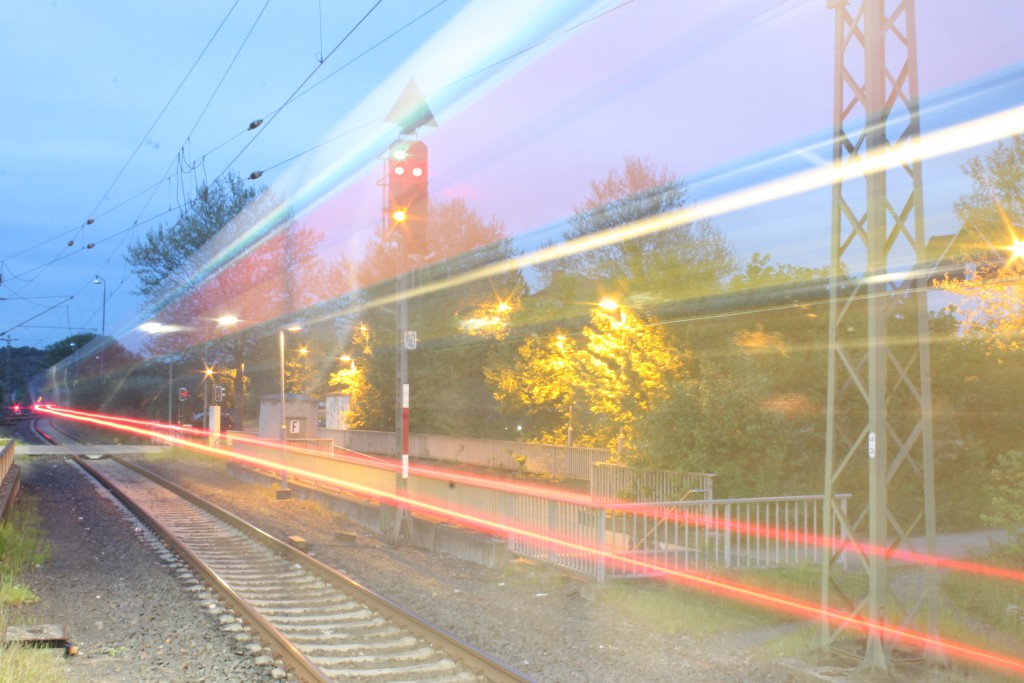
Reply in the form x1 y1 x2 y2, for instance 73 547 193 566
278 323 302 498
140 321 175 424
202 366 214 428
93 276 106 380
198 315 240 430
213 315 240 430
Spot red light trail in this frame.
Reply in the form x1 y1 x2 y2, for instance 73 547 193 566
35 404 1024 677
40 404 1024 584
36 404 1024 582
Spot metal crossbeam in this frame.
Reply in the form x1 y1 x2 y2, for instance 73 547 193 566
821 0 939 672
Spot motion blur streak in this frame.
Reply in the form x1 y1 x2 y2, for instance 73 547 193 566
344 103 1024 319
40 405 597 505
35 404 1024 675
37 404 1024 586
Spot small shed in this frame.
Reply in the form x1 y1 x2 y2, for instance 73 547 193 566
258 394 318 440
325 393 351 430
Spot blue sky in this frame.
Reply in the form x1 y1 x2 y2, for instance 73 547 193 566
2 0 1024 351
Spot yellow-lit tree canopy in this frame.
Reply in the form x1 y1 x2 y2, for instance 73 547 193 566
941 134 1024 350
487 307 682 452
941 262 1024 350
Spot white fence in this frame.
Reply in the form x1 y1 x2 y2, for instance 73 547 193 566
591 462 715 502
232 438 846 581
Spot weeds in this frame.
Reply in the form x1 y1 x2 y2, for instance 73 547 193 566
0 499 50 606
0 492 66 682
0 644 67 683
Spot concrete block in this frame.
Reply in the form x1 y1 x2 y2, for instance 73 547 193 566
334 530 357 545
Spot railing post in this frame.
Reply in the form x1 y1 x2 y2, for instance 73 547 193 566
548 497 558 564
724 503 732 568
596 505 606 583
840 495 849 571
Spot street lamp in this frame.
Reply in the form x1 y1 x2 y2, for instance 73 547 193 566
93 276 106 380
202 365 214 428
213 314 240 430
198 314 240 429
277 323 302 498
140 321 175 424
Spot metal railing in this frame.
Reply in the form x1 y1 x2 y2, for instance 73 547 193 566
591 462 715 502
508 494 849 581
231 437 846 582
0 440 13 483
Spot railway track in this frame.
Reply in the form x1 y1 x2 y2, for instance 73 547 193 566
32 419 531 683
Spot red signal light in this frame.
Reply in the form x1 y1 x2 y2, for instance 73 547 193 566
387 140 428 254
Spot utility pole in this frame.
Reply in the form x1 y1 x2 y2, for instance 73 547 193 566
93 276 106 381
821 0 939 673
384 79 436 545
4 336 11 404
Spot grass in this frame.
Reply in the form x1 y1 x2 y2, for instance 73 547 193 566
595 563 823 640
583 561 1023 682
0 645 67 683
0 497 50 607
0 492 66 683
936 543 1024 681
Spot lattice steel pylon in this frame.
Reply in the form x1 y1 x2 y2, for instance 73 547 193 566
820 0 939 672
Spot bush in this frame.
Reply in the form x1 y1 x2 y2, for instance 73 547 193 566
982 450 1024 549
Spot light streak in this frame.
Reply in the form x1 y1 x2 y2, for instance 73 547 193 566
36 403 1024 675
322 103 1024 321
38 403 1024 586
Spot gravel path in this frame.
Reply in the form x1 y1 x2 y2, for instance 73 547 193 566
12 456 280 683
11 451 794 682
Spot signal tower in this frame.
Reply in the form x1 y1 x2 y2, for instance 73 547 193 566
821 0 939 672
383 79 435 545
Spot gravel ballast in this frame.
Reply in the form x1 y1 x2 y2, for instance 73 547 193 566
13 453 794 682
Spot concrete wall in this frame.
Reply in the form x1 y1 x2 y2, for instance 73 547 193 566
258 394 318 440
225 461 511 569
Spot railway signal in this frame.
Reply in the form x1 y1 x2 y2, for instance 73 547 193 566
387 140 428 254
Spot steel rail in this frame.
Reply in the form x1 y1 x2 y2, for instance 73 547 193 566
73 455 332 683
86 454 532 683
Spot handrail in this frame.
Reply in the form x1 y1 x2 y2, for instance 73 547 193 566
0 440 14 483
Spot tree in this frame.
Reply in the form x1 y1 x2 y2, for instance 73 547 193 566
624 253 832 496
941 261 1024 351
953 134 1024 258
982 450 1024 554
488 306 683 451
343 198 524 436
327 323 383 430
126 173 335 425
935 135 1024 529
553 156 737 305
939 135 1024 349
634 356 800 498
486 331 582 444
